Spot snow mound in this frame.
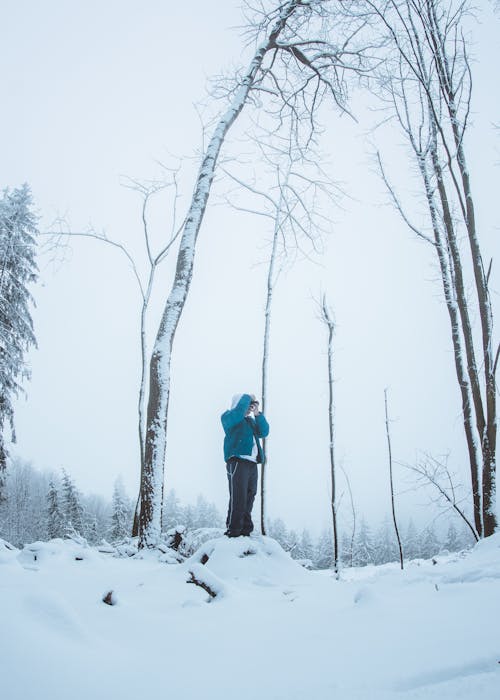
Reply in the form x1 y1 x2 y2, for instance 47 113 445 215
17 538 101 569
471 530 500 554
0 537 18 566
184 535 310 599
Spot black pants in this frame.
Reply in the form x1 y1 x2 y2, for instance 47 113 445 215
225 457 258 536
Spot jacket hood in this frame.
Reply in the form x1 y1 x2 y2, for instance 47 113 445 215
231 393 244 409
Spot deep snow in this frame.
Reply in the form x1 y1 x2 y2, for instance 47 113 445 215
1 533 499 700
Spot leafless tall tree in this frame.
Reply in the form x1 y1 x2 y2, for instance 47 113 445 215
222 136 332 535
47 172 183 537
319 294 339 573
384 388 404 569
138 0 369 547
355 0 497 537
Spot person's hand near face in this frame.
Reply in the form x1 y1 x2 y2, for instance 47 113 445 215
249 397 260 416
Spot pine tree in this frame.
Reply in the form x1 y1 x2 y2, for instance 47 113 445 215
182 504 196 530
458 522 476 550
404 518 420 560
193 494 214 528
267 517 288 549
285 529 300 556
109 477 131 542
374 516 399 565
0 184 38 489
162 488 182 530
46 480 64 540
0 457 51 546
61 469 84 535
444 522 460 552
352 518 374 567
85 514 99 545
420 524 440 559
204 501 223 528
82 492 109 543
298 529 314 562
340 531 353 567
314 529 334 569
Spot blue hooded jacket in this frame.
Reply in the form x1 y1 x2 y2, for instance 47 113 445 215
221 393 270 463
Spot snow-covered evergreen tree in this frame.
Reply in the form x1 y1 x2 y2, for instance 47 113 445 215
314 529 334 569
0 185 38 488
109 477 131 542
352 518 374 567
374 516 399 565
458 522 477 550
182 503 196 530
340 531 353 567
162 488 182 530
190 494 223 529
404 519 420 560
267 517 288 549
46 480 64 540
0 458 50 545
202 500 223 529
85 514 99 545
443 521 460 552
61 470 84 535
420 524 440 559
297 529 314 562
162 490 222 532
83 492 110 543
285 529 300 555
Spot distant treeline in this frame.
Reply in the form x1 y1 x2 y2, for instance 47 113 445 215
0 458 475 568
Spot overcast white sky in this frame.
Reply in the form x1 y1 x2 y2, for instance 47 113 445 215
1 1 498 535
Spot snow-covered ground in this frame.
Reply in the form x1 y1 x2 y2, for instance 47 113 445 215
1 533 499 700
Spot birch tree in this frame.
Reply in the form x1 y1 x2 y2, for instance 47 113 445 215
138 0 368 547
355 0 497 536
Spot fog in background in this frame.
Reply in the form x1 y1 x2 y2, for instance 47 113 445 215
1 0 498 535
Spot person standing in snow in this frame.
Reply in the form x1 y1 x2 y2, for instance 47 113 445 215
221 393 269 538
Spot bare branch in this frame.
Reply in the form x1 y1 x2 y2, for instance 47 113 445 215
376 151 436 246
403 453 479 542
41 226 146 301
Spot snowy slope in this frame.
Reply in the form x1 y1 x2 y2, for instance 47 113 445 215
0 534 499 700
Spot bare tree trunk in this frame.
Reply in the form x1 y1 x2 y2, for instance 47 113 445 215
260 213 280 536
384 388 404 569
428 144 484 536
320 295 339 574
132 270 155 536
